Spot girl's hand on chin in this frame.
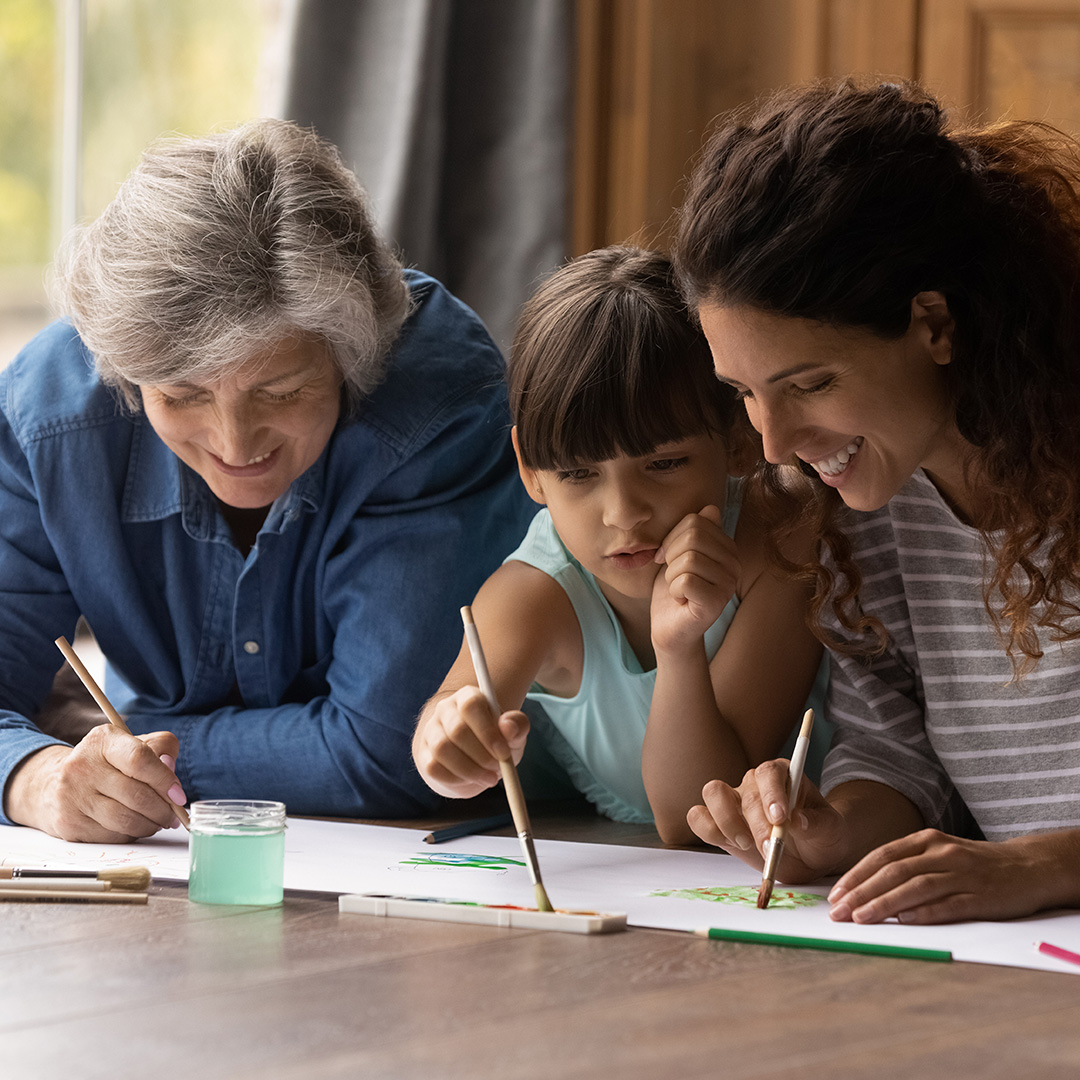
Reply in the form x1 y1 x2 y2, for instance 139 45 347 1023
650 505 740 655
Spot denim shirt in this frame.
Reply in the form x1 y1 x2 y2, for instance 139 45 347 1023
0 271 534 822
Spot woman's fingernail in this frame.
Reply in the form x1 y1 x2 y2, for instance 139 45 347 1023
170 817 180 829
830 902 851 922
734 833 752 851
828 885 845 903
768 802 784 824
160 754 176 772
168 783 186 805
654 547 665 563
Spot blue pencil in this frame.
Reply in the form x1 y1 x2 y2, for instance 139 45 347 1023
423 813 515 844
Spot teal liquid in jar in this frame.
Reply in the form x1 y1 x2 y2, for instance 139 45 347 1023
188 800 286 905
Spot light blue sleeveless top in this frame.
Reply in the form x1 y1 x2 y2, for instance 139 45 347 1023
505 478 744 823
506 478 831 824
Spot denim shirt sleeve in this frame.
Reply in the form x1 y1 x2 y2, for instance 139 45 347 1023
0 406 80 814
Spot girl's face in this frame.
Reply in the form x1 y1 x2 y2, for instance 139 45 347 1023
515 429 731 607
698 295 972 516
141 335 343 510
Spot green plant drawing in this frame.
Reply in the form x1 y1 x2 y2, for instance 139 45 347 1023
399 852 526 870
650 885 823 908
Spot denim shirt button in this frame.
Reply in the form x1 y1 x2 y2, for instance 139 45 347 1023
243 640 260 655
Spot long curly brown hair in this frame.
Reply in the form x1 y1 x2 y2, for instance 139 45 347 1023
673 79 1080 675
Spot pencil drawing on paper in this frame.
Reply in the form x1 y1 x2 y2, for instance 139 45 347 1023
396 852 527 873
649 885 823 908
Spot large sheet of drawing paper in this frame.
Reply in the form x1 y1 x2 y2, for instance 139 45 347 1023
2 816 1078 976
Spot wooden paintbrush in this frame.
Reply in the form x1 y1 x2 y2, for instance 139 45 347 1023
0 887 148 904
758 708 815 909
460 606 554 913
55 636 190 830
0 865 152 891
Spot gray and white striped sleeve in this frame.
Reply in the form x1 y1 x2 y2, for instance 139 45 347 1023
818 512 955 828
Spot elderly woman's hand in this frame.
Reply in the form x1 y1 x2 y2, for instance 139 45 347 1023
4 725 183 842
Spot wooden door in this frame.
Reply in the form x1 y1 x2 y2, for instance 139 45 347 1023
919 0 1080 133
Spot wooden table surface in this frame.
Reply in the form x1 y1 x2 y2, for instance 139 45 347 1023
5 801 1080 1080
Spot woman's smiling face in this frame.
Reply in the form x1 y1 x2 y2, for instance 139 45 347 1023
140 335 343 510
698 294 973 516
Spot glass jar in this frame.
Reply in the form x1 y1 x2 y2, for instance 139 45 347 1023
188 800 286 905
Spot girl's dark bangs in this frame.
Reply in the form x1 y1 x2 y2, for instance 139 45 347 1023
523 362 729 470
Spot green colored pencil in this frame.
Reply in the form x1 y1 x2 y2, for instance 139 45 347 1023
695 927 952 962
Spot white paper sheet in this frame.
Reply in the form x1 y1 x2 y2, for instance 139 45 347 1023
2 817 1078 976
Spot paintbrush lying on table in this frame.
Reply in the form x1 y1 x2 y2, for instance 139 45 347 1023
0 865 151 891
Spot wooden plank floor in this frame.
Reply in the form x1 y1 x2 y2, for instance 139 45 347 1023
4 804 1080 1079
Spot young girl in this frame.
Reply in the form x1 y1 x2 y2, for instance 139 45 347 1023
412 246 827 844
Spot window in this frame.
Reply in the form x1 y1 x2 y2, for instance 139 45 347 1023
0 0 286 369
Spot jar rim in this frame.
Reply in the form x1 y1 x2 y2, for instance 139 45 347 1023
189 799 286 834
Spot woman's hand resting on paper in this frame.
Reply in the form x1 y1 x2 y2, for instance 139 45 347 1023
413 685 529 800
687 763 1080 923
4 724 184 842
827 828 1080 925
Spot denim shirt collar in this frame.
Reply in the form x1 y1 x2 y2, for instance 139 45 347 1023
120 415 326 540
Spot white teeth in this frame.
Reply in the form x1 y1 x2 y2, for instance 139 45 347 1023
247 452 271 465
812 437 863 477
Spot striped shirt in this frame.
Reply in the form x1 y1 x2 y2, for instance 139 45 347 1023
819 470 1080 841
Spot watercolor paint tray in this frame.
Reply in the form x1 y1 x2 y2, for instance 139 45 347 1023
339 893 627 934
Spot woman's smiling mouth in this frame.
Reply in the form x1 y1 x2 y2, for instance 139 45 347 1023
809 436 864 478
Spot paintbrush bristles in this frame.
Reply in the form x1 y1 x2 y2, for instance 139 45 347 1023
0 865 152 890
757 832 784 908
98 866 152 890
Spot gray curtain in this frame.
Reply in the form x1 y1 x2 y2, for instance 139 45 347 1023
281 0 573 353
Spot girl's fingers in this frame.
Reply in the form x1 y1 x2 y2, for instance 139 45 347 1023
452 686 512 759
497 710 530 752
426 725 502 783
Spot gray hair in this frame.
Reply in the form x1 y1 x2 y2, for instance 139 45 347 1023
51 118 410 413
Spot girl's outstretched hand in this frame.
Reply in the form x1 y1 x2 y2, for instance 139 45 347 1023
686 760 851 883
413 685 529 799
650 505 740 655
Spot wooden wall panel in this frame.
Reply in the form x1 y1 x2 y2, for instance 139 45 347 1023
920 0 1080 133
571 0 833 254
571 0 1080 255
823 0 918 79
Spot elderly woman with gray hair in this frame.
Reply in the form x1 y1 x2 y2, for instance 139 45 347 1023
0 119 533 842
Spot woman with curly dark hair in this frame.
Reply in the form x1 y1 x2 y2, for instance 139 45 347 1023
674 78 1080 924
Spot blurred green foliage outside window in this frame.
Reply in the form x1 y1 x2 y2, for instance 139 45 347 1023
0 0 282 366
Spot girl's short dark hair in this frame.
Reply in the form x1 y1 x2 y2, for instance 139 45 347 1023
673 78 1080 672
510 245 737 471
